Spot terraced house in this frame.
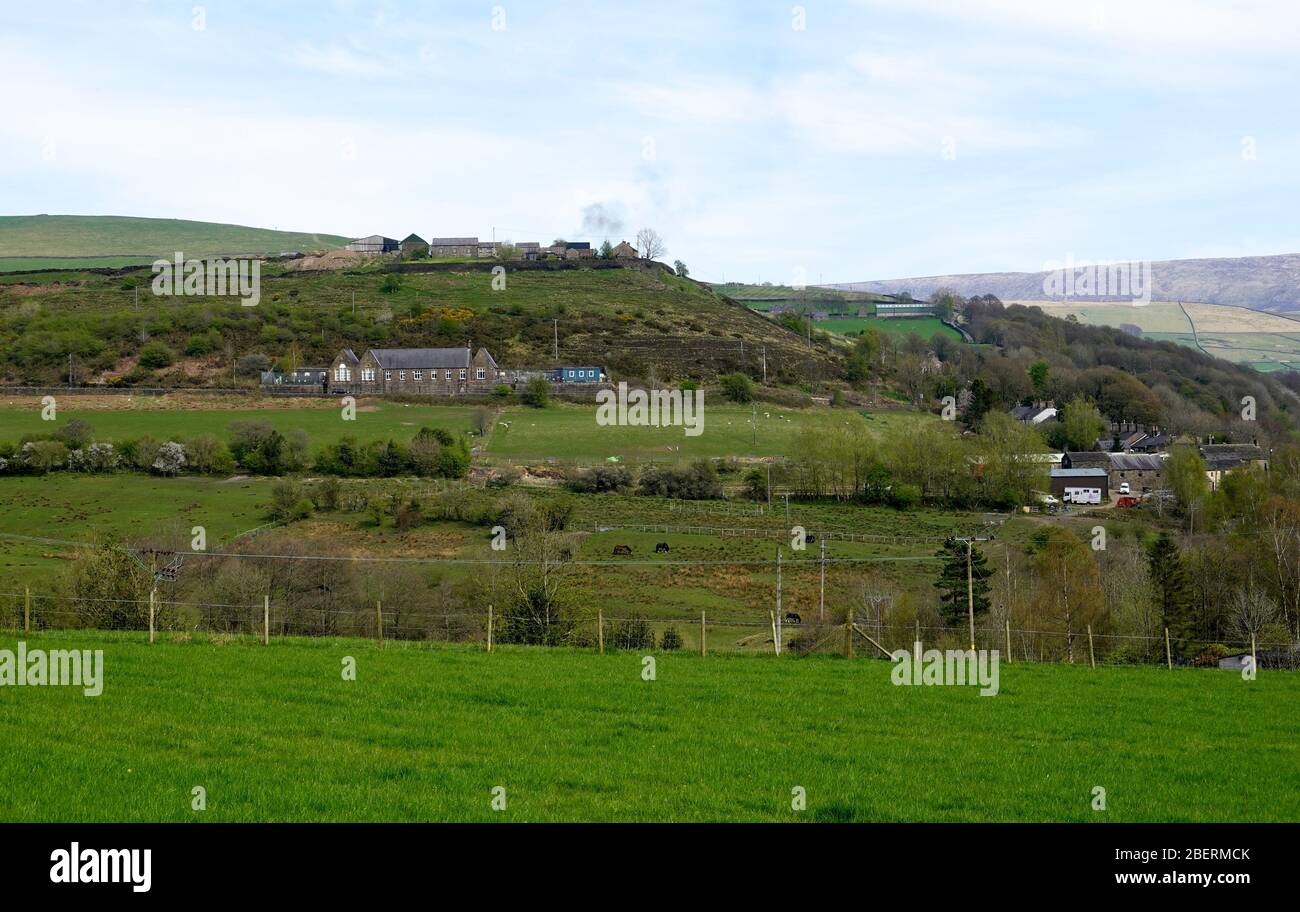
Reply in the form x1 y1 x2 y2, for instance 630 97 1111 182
329 346 503 395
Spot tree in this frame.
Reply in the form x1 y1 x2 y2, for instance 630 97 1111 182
521 375 550 408
933 537 993 627
1029 527 1106 663
1027 360 1051 396
1147 533 1197 656
1164 445 1209 516
137 341 177 370
673 260 689 277
1059 396 1106 451
635 227 666 261
928 288 959 321
598 240 614 259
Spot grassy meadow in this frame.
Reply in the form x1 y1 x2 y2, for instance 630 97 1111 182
2 630 1296 822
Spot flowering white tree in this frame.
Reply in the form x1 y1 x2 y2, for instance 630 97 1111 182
152 441 187 476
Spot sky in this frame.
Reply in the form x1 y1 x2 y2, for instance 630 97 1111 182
2 0 1299 284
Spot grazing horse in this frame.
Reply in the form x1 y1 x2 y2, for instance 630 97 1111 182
655 542 670 553
612 544 633 556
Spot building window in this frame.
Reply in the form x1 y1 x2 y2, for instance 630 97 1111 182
459 369 467 380
413 370 423 381
445 370 452 380
361 368 375 382
476 369 485 380
335 365 351 382
399 371 406 381
384 371 391 382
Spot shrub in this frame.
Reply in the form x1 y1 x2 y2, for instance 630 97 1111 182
637 460 723 500
21 440 68 473
660 627 683 650
568 465 633 493
718 372 754 403
380 274 402 294
270 477 307 520
53 418 95 448
608 614 656 650
228 420 287 473
151 441 187 475
68 442 119 473
235 353 271 378
521 376 550 408
137 341 177 370
313 476 341 511
888 483 922 511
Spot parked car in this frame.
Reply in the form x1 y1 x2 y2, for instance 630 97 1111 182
1119 482 1131 495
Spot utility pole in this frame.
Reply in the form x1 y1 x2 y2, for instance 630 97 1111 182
751 402 756 447
553 319 559 361
67 354 72 389
761 345 767 384
766 462 772 507
774 548 782 656
783 492 790 524
967 539 976 651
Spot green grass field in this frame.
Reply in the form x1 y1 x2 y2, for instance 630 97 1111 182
816 316 959 340
2 630 1296 822
0 398 476 447
0 256 158 273
0 215 348 258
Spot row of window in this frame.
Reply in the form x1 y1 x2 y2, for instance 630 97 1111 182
335 366 490 382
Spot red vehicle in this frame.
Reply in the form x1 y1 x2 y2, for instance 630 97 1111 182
1115 495 1139 508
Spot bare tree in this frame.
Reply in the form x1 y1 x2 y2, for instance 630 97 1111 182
635 227 666 261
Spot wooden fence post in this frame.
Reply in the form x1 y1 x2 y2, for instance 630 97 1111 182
1005 619 1012 663
377 600 384 649
770 611 780 656
1251 633 1256 674
1087 624 1095 669
149 588 156 645
487 604 493 653
263 595 270 646
843 610 854 659
598 610 604 655
700 611 706 657
1164 627 1172 670
24 586 31 634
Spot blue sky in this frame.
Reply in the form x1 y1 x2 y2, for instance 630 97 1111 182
3 0 1299 283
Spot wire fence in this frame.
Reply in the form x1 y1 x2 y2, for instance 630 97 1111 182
2 589 1295 670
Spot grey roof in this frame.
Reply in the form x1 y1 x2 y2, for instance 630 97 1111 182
429 237 478 246
338 348 360 365
1051 468 1108 478
1200 444 1264 459
368 348 472 370
1109 453 1166 471
401 233 427 244
517 242 540 249
351 235 397 244
1010 405 1054 420
1062 451 1111 469
475 348 499 370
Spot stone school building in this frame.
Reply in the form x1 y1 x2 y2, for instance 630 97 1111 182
328 346 504 395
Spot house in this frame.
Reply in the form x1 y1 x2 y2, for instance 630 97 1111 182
1200 443 1268 490
1010 402 1058 425
346 235 400 254
612 241 638 259
1049 468 1109 501
1060 451 1112 471
516 242 542 260
551 366 605 383
399 234 428 255
562 242 594 260
1097 421 1171 453
329 346 503 395
476 241 499 258
429 237 479 258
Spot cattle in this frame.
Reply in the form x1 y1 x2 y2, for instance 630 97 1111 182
655 542 670 553
784 612 802 625
806 534 817 544
612 544 632 556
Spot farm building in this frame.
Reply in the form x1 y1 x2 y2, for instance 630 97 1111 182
612 241 638 258
399 234 428 255
1049 468 1109 501
346 235 400 253
1108 453 1166 493
429 237 479 258
876 301 933 318
328 346 503 395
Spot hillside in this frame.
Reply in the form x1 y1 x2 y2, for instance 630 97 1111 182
0 215 349 267
829 252 1300 314
0 259 837 386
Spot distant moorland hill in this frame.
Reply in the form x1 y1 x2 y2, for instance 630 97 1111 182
829 252 1300 314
